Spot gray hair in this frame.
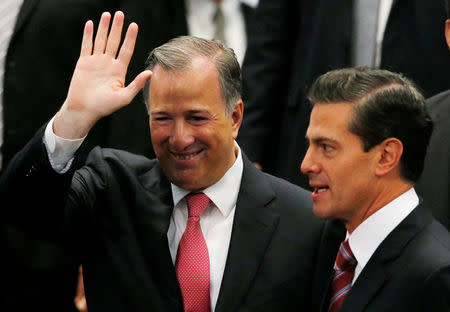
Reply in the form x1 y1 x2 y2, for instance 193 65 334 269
142 36 242 116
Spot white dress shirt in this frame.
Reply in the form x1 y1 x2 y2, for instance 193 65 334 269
185 0 248 65
169 145 243 311
43 118 243 311
347 188 419 284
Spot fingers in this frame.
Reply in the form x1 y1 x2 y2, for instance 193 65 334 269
93 12 111 54
105 11 124 57
80 21 93 57
83 11 134 61
117 22 139 66
123 70 153 102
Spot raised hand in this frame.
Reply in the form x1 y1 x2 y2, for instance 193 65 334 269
54 11 152 139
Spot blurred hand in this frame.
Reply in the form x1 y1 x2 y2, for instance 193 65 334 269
74 266 87 312
54 11 152 139
253 162 262 170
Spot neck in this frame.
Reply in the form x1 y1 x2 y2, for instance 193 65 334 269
345 179 413 233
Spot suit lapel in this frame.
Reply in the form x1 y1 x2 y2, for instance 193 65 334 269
12 0 38 39
215 154 280 312
391 0 400 9
240 3 253 35
384 0 400 32
338 262 387 312
135 162 182 307
338 202 432 312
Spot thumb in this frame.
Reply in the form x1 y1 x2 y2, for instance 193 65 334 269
122 70 153 103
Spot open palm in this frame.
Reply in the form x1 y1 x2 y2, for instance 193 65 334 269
55 11 151 139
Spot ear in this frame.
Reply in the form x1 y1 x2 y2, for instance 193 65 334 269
231 99 244 139
374 138 403 177
446 19 450 49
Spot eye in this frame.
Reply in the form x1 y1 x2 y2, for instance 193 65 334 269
191 116 207 121
322 143 333 152
189 115 209 123
151 115 171 123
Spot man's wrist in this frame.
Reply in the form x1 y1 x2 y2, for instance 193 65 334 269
44 116 85 173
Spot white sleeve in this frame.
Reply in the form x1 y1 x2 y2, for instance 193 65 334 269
43 116 86 173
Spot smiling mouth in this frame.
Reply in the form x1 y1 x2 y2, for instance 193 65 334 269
171 149 204 160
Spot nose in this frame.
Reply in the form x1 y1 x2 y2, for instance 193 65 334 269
168 120 195 150
300 147 320 175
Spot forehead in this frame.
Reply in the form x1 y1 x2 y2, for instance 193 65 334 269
307 102 354 139
149 57 221 104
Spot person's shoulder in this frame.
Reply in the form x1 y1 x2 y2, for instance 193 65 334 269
427 89 450 103
426 89 450 119
81 146 159 178
413 221 450 292
261 171 312 204
423 219 450 253
405 217 450 272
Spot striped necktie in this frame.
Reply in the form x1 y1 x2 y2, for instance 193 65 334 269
328 240 357 312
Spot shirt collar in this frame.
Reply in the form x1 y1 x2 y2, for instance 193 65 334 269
171 142 243 217
348 187 419 270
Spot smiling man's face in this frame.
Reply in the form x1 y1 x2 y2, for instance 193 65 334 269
149 57 242 191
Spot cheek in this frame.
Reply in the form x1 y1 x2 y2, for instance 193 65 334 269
150 126 167 144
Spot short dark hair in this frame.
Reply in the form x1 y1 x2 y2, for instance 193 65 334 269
142 36 242 116
307 67 433 183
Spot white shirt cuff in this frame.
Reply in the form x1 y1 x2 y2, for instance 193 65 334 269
43 115 85 173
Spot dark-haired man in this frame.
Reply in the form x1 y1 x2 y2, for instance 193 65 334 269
415 0 450 230
239 0 450 190
1 12 330 311
302 67 450 311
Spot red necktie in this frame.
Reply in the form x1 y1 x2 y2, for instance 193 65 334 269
328 240 357 312
176 193 211 312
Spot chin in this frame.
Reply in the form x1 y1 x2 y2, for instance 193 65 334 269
312 205 333 219
171 177 208 192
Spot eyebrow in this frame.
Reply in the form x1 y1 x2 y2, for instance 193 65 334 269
150 109 211 116
307 136 339 145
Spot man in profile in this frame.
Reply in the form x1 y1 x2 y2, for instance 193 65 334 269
1 11 330 311
302 67 450 311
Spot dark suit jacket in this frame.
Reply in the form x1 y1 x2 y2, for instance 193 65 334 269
416 90 450 230
316 203 450 312
1 126 336 311
238 0 450 189
2 2 255 310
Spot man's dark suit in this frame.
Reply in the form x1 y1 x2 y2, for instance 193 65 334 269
416 90 450 230
315 203 450 311
238 0 450 189
2 1 255 310
1 126 334 311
